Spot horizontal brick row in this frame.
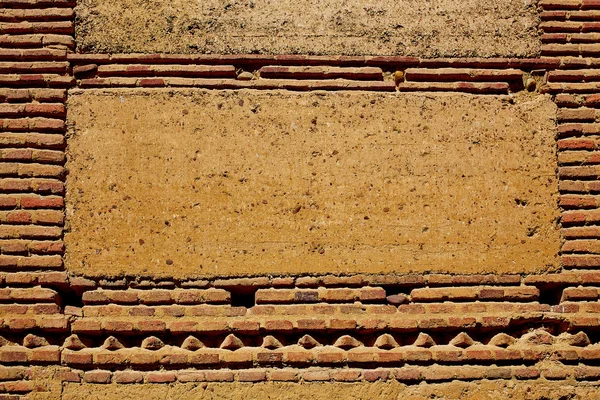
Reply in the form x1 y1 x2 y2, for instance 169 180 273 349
75 78 512 94
0 315 67 331
0 88 65 103
544 82 600 92
0 303 59 314
556 93 600 107
65 365 590 384
58 345 600 368
69 311 599 335
0 8 73 21
0 194 62 209
67 53 562 70
89 273 523 291
78 300 587 319
409 286 539 302
541 21 600 33
95 64 236 78
562 286 600 300
0 103 65 118
0 179 63 194
0 286 56 302
0 48 66 61
0 271 66 286
0 239 62 254
559 194 600 209
403 68 522 82
0 346 59 364
78 78 398 91
0 0 75 7
540 0 600 10
82 288 230 306
0 74 72 88
0 62 67 75
0 254 61 269
258 66 383 81
0 33 73 48
0 163 64 178
0 21 72 35
541 10 600 20
0 210 63 225
255 287 385 304
559 150 600 164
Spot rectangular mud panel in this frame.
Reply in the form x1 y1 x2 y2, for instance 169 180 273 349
74 0 540 57
65 90 559 277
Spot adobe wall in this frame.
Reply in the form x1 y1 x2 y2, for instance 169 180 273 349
65 90 559 277
0 0 600 399
74 0 540 57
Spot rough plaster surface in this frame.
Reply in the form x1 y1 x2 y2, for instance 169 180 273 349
60 381 600 400
74 0 540 57
65 90 559 278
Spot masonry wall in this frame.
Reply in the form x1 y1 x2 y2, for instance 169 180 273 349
0 0 600 399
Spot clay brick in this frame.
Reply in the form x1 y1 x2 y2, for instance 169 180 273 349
315 351 344 364
55 371 81 383
238 370 267 382
302 370 330 381
138 289 171 304
136 320 166 333
188 352 219 365
204 370 234 382
83 370 111 384
328 319 357 330
176 371 205 382
71 319 101 334
0 347 27 363
62 352 92 365
394 368 422 381
29 346 59 362
255 289 295 303
285 351 314 364
168 320 198 333
146 371 176 383
297 319 326 330
230 320 260 333
269 369 298 381
113 371 143 384
513 367 541 379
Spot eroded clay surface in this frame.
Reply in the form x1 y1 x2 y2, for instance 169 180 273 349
65 90 559 278
60 380 600 400
74 0 540 57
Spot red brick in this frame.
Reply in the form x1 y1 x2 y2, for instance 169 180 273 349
302 370 330 381
30 346 59 362
238 370 266 382
83 370 111 384
55 371 81 383
62 351 92 365
0 348 27 363
146 371 176 383
394 368 422 381
204 370 234 382
513 367 541 379
188 352 219 365
113 371 143 384
269 369 298 381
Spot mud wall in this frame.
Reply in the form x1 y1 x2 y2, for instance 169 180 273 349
1 0 600 399
65 90 559 277
74 0 540 57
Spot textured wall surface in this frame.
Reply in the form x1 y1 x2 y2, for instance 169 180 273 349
2 0 600 398
65 90 559 277
74 0 540 57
